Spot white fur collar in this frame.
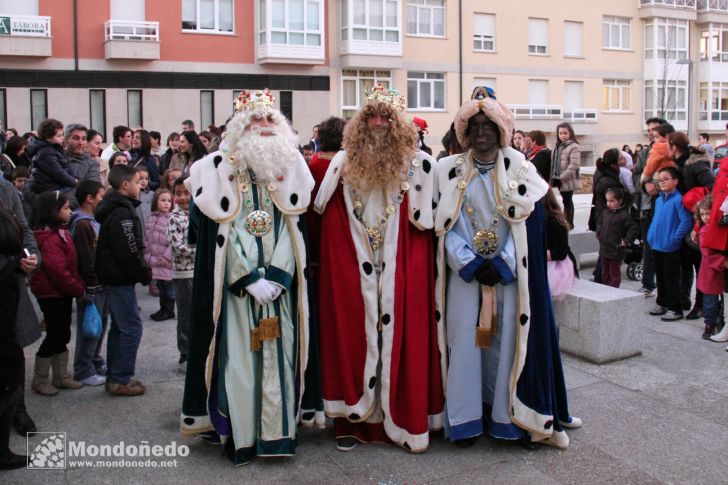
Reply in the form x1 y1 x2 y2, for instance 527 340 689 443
187 150 314 223
435 147 548 235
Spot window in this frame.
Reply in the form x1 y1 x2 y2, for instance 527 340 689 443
0 0 38 15
259 0 322 46
279 91 293 121
700 24 728 62
89 90 106 142
200 90 214 129
111 0 145 21
472 77 496 94
232 90 241 114
341 69 392 118
473 13 495 52
0 89 6 134
563 21 582 57
528 18 548 55
127 90 142 128
644 18 688 60
341 0 400 43
407 72 445 110
30 89 47 131
602 79 630 112
528 79 549 105
699 81 728 121
644 79 687 121
182 0 234 33
407 0 444 37
603 16 631 50
564 81 583 111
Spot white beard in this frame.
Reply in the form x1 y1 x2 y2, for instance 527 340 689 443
233 126 299 184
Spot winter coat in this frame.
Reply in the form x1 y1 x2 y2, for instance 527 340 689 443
702 158 728 252
70 210 100 288
130 150 161 191
697 224 725 295
144 211 173 281
674 151 714 194
596 205 640 260
166 207 195 279
551 140 582 193
528 146 552 182
647 190 692 253
642 140 676 181
27 138 77 194
135 189 153 239
66 150 101 185
30 227 85 299
545 214 578 270
591 163 623 229
95 190 152 286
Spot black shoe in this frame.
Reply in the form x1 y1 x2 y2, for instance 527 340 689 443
517 436 540 451
336 437 359 451
686 307 703 320
12 408 37 436
703 325 716 340
150 309 169 321
454 436 478 448
0 451 27 470
178 354 187 364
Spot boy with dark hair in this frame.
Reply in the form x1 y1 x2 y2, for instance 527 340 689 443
70 180 107 386
647 166 693 321
166 176 195 372
100 126 132 162
95 164 151 396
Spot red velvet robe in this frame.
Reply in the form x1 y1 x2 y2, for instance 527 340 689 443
317 182 444 452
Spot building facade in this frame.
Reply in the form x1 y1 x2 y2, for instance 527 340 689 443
0 0 726 161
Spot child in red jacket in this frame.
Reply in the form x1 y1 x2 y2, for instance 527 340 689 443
29 191 86 396
694 196 725 340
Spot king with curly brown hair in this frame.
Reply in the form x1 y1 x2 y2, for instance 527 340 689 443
313 84 444 453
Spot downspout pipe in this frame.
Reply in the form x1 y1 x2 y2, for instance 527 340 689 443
458 0 463 103
73 0 79 71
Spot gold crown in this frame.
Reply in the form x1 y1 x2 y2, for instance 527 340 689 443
364 82 406 112
234 88 276 113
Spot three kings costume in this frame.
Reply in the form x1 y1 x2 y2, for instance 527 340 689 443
179 129 314 465
314 147 445 452
435 90 575 448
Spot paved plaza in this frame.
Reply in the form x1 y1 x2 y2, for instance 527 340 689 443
5 195 728 484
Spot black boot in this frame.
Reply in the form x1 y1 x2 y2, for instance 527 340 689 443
165 298 176 319
0 451 26 470
12 401 37 436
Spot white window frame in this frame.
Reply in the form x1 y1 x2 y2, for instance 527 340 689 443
182 0 235 34
259 0 323 47
341 0 400 43
89 89 106 142
127 90 143 128
528 18 548 56
644 18 688 60
563 21 583 57
644 79 687 121
602 15 631 50
700 81 728 121
528 79 549 105
30 89 47 132
700 24 728 62
602 79 631 113
473 13 495 52
406 0 444 38
407 71 445 111
200 90 214 130
341 69 392 118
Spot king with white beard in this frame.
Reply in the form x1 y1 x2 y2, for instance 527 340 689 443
179 89 314 466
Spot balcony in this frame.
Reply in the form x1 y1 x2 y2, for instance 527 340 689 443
697 0 728 21
0 14 51 57
509 105 598 134
563 109 599 123
639 0 698 19
510 104 563 120
104 20 160 60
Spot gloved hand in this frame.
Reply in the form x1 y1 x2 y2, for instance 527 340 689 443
270 284 282 301
245 279 279 305
474 260 501 287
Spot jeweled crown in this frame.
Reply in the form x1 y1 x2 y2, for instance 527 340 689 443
234 88 276 113
364 82 406 112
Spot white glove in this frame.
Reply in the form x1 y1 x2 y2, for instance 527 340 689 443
245 279 278 305
270 284 282 300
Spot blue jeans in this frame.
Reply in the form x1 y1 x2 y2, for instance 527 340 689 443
73 291 109 380
703 294 721 326
105 286 142 385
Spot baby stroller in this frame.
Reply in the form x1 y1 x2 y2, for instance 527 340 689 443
625 240 643 281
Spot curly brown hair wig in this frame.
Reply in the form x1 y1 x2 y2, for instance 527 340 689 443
342 102 418 190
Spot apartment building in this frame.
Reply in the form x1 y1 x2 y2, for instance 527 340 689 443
1 0 726 161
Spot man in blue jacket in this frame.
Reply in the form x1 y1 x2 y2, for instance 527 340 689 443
647 166 693 321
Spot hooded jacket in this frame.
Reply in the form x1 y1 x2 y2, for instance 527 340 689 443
674 151 714 193
95 190 151 286
70 210 100 287
27 138 77 193
647 190 692 253
30 226 85 299
596 205 640 260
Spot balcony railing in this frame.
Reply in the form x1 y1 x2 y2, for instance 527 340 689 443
563 109 599 123
698 0 728 10
640 0 696 8
0 14 51 37
104 20 159 42
510 104 563 120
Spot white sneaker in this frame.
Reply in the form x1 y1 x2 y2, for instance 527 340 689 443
639 287 656 298
710 325 728 342
559 416 582 429
81 374 107 386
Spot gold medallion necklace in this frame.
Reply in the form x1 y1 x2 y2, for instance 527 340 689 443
462 155 501 256
237 168 274 237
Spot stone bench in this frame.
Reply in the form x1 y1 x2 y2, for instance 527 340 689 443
568 231 598 269
553 279 642 364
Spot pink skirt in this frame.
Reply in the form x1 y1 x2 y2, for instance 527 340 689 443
547 259 576 301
